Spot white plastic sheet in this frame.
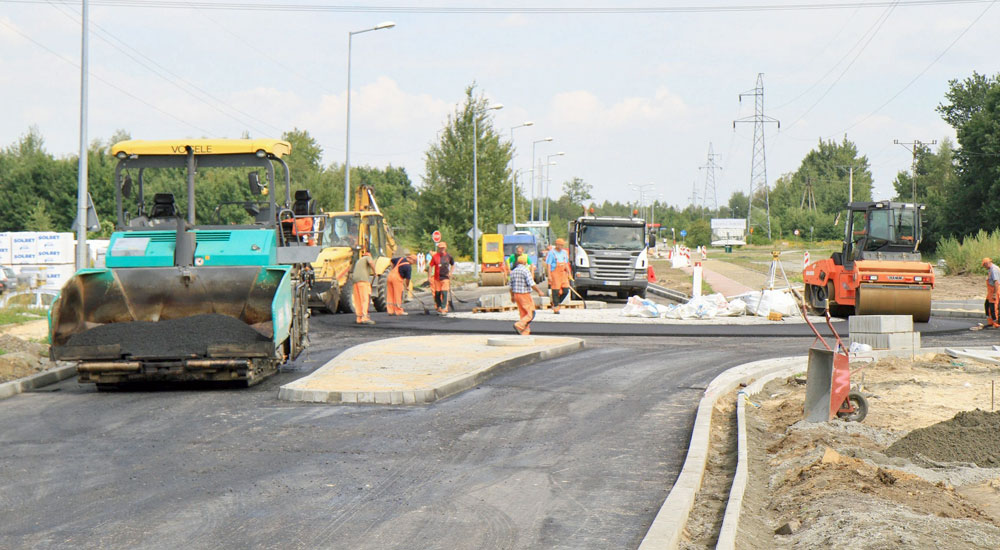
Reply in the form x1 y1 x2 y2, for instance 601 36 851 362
621 296 661 318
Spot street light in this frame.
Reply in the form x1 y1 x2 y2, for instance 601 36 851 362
629 183 654 218
509 121 534 224
545 152 565 221
531 137 553 221
344 20 396 211
474 103 504 278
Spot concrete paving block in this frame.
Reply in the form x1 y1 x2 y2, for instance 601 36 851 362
849 315 912 334
532 296 551 308
341 392 358 404
402 391 416 405
390 391 403 405
850 331 920 350
374 392 391 404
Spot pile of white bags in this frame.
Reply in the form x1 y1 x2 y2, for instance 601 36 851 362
738 289 799 318
620 293 748 320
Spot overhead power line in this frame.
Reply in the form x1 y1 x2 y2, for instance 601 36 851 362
1 0 995 13
0 17 215 135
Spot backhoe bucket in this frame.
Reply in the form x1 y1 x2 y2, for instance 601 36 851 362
803 347 851 422
50 266 292 361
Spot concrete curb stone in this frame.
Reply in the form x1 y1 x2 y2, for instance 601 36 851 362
0 364 77 401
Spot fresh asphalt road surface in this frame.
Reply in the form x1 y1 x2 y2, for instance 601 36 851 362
1 319 992 549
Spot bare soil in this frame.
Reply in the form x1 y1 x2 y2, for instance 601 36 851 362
718 354 1000 549
0 332 53 383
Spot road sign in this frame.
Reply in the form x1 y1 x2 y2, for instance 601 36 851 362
466 227 482 241
432 230 441 243
680 230 687 238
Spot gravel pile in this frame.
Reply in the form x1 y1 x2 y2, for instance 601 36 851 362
65 313 269 358
886 409 1000 467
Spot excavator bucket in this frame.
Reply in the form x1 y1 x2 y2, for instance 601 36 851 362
50 266 292 361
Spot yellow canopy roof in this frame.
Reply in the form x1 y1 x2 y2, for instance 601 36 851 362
111 139 292 158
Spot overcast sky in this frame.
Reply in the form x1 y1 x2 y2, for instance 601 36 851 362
1 0 997 210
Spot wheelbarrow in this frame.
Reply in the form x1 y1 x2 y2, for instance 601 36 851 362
800 298 869 423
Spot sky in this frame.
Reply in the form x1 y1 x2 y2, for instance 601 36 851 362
1 0 998 212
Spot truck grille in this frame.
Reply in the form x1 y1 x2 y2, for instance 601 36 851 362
591 256 633 281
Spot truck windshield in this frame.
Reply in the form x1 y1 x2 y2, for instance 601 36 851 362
865 208 918 250
579 225 645 250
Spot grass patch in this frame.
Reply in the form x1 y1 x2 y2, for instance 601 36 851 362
936 229 1000 275
0 307 41 326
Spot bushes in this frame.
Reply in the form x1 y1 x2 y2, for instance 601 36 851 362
936 229 1000 274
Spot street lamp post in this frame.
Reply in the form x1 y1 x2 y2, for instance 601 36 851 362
629 183 654 219
344 21 395 211
474 103 504 278
531 137 553 221
509 121 534 224
545 152 565 221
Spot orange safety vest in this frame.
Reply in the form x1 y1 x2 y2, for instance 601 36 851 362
292 217 315 245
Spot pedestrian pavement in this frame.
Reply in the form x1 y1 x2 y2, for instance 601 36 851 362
678 264 757 298
278 334 584 405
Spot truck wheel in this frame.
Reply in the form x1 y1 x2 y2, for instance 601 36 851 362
637 287 647 299
806 284 827 315
372 272 388 312
575 288 588 300
338 278 356 314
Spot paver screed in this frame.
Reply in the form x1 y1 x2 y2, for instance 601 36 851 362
278 335 584 405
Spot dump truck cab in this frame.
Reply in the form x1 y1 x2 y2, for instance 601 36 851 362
568 215 651 299
49 139 318 387
309 185 396 313
803 201 934 321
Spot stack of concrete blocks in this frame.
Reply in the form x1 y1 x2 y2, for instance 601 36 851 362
478 293 513 309
849 315 920 350
0 232 78 291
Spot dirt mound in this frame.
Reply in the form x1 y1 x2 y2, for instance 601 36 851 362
65 313 270 358
886 409 1000 467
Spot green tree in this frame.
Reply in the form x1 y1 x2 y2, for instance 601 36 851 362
936 72 1000 240
25 200 53 231
417 84 512 256
562 177 592 205
891 139 958 249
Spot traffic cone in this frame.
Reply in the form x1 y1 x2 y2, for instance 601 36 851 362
647 265 656 283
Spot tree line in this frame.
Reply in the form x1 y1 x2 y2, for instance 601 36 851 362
2 74 998 256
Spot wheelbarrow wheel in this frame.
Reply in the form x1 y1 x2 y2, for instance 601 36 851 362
836 391 869 422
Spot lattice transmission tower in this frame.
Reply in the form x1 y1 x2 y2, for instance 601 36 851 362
699 142 721 214
733 73 779 239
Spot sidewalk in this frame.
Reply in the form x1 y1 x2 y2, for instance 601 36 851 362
278 335 584 405
679 261 758 298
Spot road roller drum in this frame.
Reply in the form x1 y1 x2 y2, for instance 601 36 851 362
855 283 932 322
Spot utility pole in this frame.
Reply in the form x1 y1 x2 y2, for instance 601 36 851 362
699 142 721 215
75 0 90 270
734 73 779 240
894 139 936 241
835 163 861 203
800 177 816 211
689 180 698 208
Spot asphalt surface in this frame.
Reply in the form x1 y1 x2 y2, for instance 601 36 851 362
0 303 992 549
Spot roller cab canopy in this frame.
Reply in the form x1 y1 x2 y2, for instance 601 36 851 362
111 139 292 159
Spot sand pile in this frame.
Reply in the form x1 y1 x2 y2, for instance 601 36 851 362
886 409 1000 467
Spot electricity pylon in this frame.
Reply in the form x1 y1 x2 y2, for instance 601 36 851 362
734 73 779 239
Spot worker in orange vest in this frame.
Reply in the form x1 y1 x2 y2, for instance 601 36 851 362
983 257 1000 328
387 250 417 316
544 238 572 314
510 254 545 335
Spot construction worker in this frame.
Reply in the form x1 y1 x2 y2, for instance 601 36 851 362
984 257 1000 328
544 237 572 314
510 254 545 335
387 250 417 316
507 245 532 271
352 250 376 325
428 242 455 314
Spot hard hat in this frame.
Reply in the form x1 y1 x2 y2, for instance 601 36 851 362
983 257 992 266
555 238 566 246
517 254 528 264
